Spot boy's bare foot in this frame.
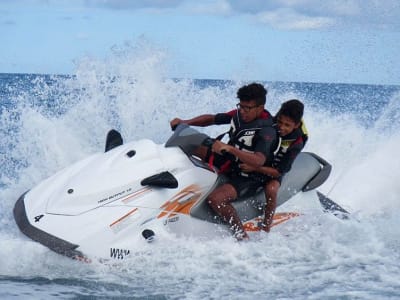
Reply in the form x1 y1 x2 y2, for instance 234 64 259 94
259 222 271 233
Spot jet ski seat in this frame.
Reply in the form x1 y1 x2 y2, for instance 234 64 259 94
189 152 327 224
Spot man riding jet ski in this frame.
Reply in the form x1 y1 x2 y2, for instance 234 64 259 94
170 83 278 240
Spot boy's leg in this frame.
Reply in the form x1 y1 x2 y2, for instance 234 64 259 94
262 180 280 232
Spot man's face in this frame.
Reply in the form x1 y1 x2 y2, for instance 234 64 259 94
237 100 263 123
277 115 299 136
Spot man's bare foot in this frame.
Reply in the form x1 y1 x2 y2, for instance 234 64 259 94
234 230 249 241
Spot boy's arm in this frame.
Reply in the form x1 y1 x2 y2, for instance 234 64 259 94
275 145 302 175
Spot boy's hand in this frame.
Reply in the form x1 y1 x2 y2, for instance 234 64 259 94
239 163 257 172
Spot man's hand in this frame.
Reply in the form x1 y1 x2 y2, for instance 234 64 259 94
211 140 234 155
170 118 184 130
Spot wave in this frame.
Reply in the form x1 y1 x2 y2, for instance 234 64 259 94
1 41 400 298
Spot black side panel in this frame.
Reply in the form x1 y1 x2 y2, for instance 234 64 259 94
302 153 332 192
105 129 123 152
13 192 86 260
317 191 349 219
141 171 179 189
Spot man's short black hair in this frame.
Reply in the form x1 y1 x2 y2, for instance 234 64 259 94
277 99 304 124
237 83 267 105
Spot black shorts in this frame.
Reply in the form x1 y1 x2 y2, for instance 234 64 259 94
264 175 283 185
206 150 276 197
228 173 264 198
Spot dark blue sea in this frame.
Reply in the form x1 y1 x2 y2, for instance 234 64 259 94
1 67 400 299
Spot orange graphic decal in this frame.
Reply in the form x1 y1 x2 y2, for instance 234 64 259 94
121 187 152 204
157 184 202 218
110 208 138 227
243 212 300 232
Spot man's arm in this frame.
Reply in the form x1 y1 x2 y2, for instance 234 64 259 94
211 141 266 166
212 125 277 167
170 114 215 129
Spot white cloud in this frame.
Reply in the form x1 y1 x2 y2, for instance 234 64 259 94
220 0 400 30
84 0 183 10
256 8 334 30
182 0 232 16
77 0 400 31
256 0 399 30
326 0 361 16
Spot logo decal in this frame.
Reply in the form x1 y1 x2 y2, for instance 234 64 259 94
110 248 130 260
34 215 44 222
243 130 256 136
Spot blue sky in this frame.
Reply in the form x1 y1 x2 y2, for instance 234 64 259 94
1 0 399 85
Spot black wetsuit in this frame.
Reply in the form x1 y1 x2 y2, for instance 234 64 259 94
210 109 277 196
268 121 308 183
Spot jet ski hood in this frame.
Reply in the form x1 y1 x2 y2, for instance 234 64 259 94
32 124 211 216
32 138 189 216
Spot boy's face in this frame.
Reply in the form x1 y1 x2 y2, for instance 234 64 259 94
277 115 300 137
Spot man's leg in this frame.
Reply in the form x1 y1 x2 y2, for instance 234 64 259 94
262 180 280 232
207 183 248 239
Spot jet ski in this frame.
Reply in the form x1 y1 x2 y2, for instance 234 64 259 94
13 124 347 262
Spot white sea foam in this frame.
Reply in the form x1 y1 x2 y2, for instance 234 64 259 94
1 43 399 298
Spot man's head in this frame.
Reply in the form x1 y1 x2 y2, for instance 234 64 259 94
276 99 304 136
236 83 267 123
237 83 267 105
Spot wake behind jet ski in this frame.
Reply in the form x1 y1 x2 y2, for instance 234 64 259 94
13 124 347 262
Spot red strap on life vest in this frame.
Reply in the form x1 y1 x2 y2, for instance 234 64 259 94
208 153 231 174
219 160 231 174
208 153 215 170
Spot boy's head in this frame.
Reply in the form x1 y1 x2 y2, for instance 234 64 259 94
276 99 304 136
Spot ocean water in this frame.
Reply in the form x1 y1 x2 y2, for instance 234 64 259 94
1 50 400 299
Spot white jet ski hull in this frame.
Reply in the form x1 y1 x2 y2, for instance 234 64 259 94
14 125 343 261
